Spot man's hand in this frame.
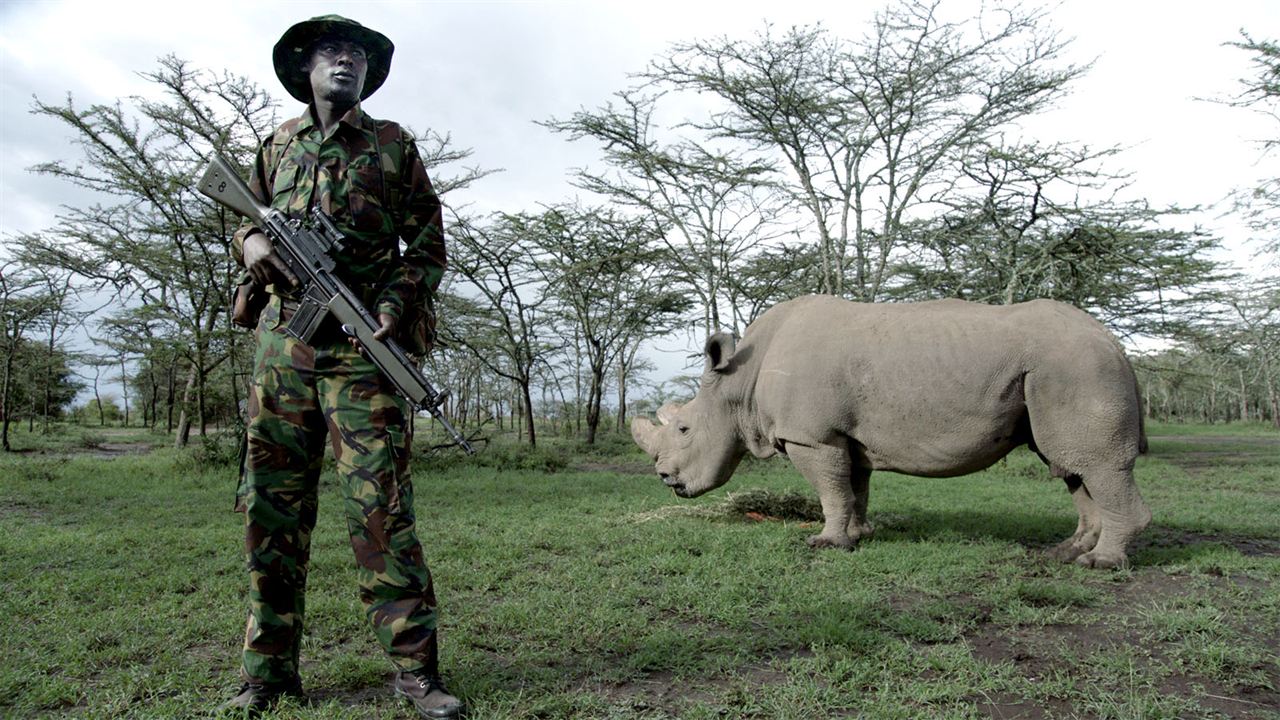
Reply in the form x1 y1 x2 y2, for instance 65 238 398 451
243 231 299 288
348 313 396 354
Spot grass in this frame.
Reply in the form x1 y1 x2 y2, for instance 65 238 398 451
0 421 1277 718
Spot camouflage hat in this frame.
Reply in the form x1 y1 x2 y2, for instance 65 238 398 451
273 14 394 103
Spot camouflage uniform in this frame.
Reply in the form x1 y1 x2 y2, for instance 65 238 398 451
231 103 447 686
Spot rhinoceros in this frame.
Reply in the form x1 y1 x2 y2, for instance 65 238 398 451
631 295 1152 569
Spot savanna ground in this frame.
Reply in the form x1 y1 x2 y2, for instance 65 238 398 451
0 420 1276 719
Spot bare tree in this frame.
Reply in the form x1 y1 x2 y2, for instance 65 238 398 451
27 56 277 446
0 261 61 450
643 2 1087 300
530 205 690 444
891 140 1229 339
543 94 781 335
1223 32 1280 260
439 214 558 446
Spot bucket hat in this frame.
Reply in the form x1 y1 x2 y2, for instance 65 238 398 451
273 14 394 103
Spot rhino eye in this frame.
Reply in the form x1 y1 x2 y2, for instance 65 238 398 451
678 425 690 435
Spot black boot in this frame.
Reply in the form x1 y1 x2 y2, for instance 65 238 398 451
216 677 303 717
392 670 464 719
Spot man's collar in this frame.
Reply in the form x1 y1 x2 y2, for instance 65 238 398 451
297 103 374 134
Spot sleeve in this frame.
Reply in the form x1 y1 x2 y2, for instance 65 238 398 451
374 129 447 321
230 137 275 267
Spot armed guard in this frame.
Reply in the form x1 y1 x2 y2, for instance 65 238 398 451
218 15 463 719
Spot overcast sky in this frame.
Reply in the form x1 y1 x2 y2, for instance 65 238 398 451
2 0 1278 387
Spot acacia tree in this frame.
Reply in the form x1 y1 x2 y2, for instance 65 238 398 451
1 261 50 450
28 54 489 446
529 205 690 444
27 56 276 446
1224 32 1280 260
3 244 90 433
0 257 81 448
644 1 1087 301
1121 32 1280 425
438 215 558 446
1224 280 1280 426
891 140 1228 338
726 241 825 329
543 94 782 335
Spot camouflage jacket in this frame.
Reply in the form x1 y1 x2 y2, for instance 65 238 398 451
232 104 446 353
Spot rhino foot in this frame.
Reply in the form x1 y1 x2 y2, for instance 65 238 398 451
1048 539 1087 563
848 522 875 541
806 533 856 550
1075 550 1128 570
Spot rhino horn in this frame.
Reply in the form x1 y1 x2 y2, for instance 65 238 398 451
631 416 660 458
656 402 682 426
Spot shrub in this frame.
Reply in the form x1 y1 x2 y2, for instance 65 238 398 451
177 432 242 470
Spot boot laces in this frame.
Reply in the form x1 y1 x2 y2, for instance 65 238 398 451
411 670 442 692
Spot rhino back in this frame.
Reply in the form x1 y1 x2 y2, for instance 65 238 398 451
742 296 1134 475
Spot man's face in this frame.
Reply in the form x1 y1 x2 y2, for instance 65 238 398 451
305 36 368 105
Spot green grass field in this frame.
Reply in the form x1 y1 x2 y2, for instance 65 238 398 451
0 421 1276 719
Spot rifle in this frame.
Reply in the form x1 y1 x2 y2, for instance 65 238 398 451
198 153 475 455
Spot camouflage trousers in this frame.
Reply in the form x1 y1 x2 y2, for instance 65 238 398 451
237 297 438 684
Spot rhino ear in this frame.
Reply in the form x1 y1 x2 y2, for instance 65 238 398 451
631 417 660 459
704 332 736 373
655 402 682 426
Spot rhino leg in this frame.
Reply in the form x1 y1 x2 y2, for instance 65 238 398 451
786 443 860 550
1025 373 1149 568
846 468 874 541
1073 467 1152 569
1048 475 1102 562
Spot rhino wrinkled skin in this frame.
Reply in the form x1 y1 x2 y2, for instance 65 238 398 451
632 295 1153 569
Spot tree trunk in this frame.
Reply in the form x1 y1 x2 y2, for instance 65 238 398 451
616 360 627 434
521 378 536 447
1262 351 1279 429
174 364 197 449
1238 368 1249 423
196 356 207 436
119 353 130 427
573 328 583 437
1 336 13 452
93 365 105 426
166 361 176 433
42 322 56 433
584 360 605 445
148 366 158 429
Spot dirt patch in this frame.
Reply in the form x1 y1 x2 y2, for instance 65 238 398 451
591 669 719 712
974 691 1070 720
303 685 388 708
1163 672 1280 718
1138 527 1280 558
587 646 815 715
92 442 154 457
1149 435 1280 446
964 569 1280 719
1162 451 1277 475
1148 434 1280 476
0 499 50 522
9 441 154 459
